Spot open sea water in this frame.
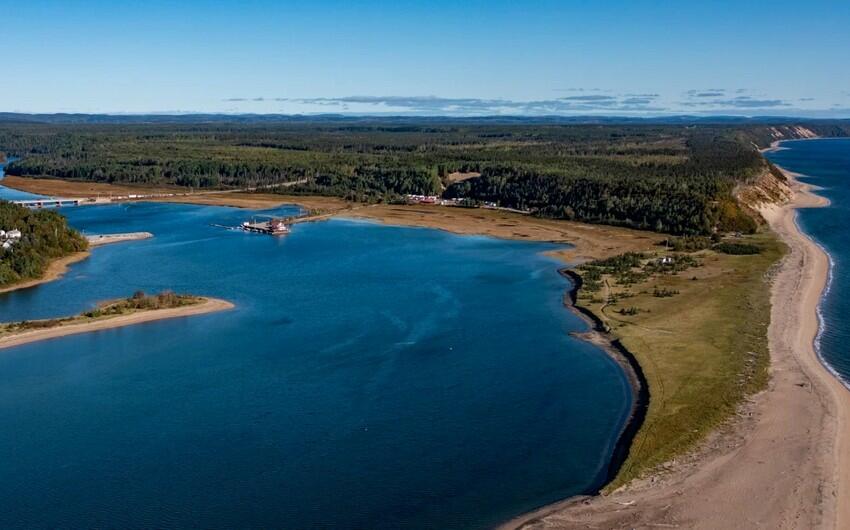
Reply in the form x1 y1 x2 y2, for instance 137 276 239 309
767 138 850 387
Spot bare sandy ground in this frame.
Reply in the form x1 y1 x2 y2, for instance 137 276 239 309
502 171 848 529
86 232 153 246
0 297 234 350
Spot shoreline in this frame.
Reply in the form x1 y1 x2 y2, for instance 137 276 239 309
492 270 652 530
0 232 154 296
0 251 90 294
493 269 647 530
761 163 849 527
501 151 850 528
561 269 649 490
340 214 653 525
86 231 153 247
1 174 655 526
0 297 234 350
0 174 353 212
761 131 823 153
6 169 845 527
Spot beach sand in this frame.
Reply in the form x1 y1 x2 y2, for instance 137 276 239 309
500 170 848 529
0 297 234 350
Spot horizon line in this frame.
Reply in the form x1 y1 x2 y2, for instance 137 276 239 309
2 111 850 122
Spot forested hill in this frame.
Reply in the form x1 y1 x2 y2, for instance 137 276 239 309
0 202 88 287
1 121 848 235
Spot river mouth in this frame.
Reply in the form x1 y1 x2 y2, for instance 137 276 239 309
0 188 632 528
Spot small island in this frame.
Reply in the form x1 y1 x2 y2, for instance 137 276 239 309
0 290 233 350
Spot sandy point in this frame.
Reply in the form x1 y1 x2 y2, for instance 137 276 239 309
0 297 234 351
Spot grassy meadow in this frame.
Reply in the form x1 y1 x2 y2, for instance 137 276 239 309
574 232 786 489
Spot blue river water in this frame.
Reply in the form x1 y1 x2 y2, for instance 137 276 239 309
766 138 850 387
0 162 631 528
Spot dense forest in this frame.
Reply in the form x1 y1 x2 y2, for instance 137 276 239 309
1 120 848 234
0 202 88 287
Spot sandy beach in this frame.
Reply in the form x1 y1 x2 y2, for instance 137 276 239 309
0 297 234 350
86 231 153 247
502 169 849 529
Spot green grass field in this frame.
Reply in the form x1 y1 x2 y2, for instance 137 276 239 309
575 232 786 490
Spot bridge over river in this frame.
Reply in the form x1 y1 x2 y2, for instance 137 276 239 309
12 197 90 208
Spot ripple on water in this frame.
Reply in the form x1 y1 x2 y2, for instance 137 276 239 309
0 197 632 529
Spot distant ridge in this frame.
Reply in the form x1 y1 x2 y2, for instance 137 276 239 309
1 112 849 126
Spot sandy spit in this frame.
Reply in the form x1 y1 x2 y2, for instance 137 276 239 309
86 232 153 247
501 169 848 529
0 297 234 350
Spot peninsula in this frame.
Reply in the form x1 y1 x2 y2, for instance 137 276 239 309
501 164 846 530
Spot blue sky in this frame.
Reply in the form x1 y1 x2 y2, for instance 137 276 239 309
2 0 849 116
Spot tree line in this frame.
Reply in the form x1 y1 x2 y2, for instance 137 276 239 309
1 121 846 235
0 201 88 287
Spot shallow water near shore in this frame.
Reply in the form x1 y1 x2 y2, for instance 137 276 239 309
0 164 631 528
767 138 850 386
